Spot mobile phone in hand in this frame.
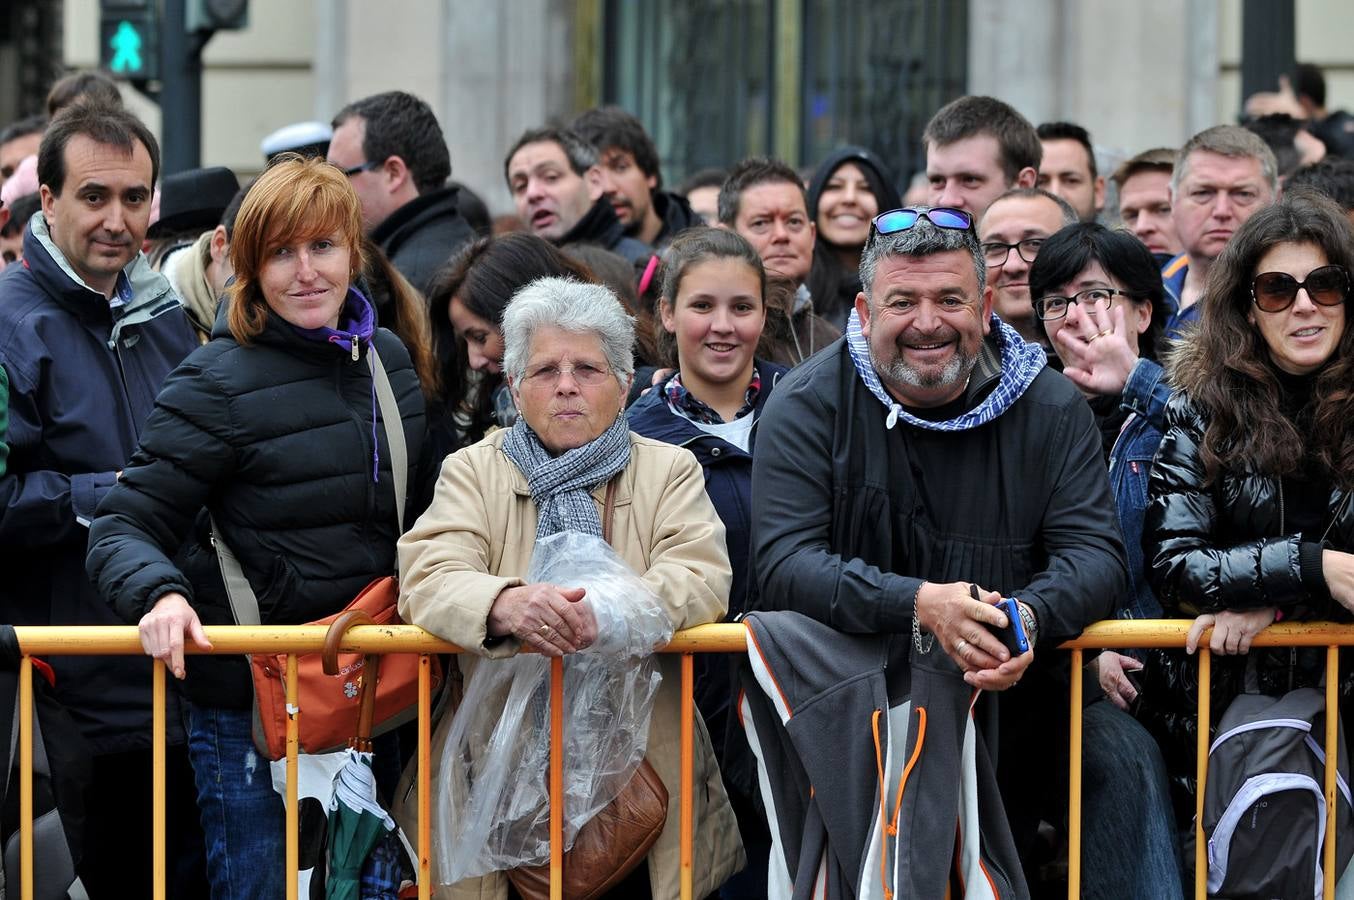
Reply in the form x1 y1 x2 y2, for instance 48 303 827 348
972 583 1030 657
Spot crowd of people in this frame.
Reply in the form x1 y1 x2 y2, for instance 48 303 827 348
2 60 1354 898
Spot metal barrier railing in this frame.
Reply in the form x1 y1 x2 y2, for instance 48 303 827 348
9 622 746 900
1065 619 1353 900
11 619 1349 899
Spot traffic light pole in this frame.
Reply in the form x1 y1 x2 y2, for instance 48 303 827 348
160 0 211 175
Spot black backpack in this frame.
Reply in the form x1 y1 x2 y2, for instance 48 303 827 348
1203 686 1354 897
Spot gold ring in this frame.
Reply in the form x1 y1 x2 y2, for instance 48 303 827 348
539 624 551 636
1097 329 1113 337
955 639 969 654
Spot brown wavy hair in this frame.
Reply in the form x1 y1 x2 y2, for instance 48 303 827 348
1167 188 1354 488
226 154 363 344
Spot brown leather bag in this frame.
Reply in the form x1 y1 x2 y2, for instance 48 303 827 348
505 478 671 898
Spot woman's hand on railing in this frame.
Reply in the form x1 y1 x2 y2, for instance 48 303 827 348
1185 607 1277 656
138 592 213 680
1092 651 1142 710
488 583 598 656
1323 549 1354 613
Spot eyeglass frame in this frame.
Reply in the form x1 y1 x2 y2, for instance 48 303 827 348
981 237 1045 268
520 361 615 389
338 160 382 178
1249 264 1351 313
1034 287 1137 322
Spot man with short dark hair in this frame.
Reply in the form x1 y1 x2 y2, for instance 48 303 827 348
1291 62 1354 158
0 100 205 898
571 105 700 247
1036 121 1104 222
1288 156 1354 225
328 90 472 294
718 157 839 363
680 167 726 224
504 125 652 266
923 95 1041 218
1112 148 1183 257
978 187 1078 343
0 114 44 187
1165 125 1278 331
752 204 1125 888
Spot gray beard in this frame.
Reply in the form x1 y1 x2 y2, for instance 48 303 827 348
871 340 977 394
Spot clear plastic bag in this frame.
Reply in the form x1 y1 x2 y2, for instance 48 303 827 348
433 531 674 884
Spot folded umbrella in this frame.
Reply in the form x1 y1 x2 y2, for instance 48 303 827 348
326 747 396 900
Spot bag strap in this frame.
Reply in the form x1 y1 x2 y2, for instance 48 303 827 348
368 343 407 530
602 478 618 546
214 340 410 626
3 682 55 813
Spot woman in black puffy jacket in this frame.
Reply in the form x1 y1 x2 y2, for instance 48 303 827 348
1144 190 1354 787
86 155 427 899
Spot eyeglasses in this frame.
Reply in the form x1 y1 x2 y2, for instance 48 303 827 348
1250 265 1351 313
1035 287 1136 322
982 238 1045 267
869 206 974 242
338 160 381 178
522 362 613 388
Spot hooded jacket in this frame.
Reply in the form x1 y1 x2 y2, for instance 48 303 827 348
373 185 475 296
560 196 652 266
0 214 199 753
87 294 428 709
163 230 219 343
805 147 902 329
740 610 1028 899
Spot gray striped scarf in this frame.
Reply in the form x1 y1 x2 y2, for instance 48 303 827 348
502 413 632 541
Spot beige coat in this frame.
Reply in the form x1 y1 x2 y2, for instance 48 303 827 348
395 429 746 899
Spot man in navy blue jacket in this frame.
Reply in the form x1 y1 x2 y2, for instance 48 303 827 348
0 101 204 897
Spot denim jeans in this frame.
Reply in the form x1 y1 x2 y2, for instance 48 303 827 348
186 704 286 899
1082 699 1184 899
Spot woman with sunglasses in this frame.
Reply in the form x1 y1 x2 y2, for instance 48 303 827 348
1145 189 1354 772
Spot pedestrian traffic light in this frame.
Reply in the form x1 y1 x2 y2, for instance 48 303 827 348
99 0 158 81
186 0 249 32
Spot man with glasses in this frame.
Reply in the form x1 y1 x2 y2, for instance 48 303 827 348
978 187 1078 344
752 204 1126 887
328 90 473 294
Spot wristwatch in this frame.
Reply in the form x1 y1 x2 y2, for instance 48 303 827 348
1017 601 1039 647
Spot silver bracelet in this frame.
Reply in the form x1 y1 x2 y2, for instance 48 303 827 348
1017 601 1039 647
912 610 934 654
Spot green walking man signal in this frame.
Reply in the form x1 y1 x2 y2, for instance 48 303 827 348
109 22 143 73
99 1 158 81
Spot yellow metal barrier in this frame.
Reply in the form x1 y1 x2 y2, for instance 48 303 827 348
9 622 745 900
1065 620 1354 900
11 619 1350 899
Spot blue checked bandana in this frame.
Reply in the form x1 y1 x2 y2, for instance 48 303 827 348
845 308 1045 432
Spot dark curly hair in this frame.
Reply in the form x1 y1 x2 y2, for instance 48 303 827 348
1168 188 1354 488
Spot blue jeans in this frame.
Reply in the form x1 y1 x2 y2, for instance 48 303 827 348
1082 699 1184 900
186 704 286 899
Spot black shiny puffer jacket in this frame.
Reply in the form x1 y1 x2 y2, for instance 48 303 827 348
1140 389 1354 822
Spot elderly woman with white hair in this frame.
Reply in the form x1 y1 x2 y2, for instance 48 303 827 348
397 276 745 898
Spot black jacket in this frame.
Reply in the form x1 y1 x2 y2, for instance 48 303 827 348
372 186 474 296
560 197 652 266
651 190 702 246
751 337 1125 644
1145 391 1352 616
87 304 428 709
0 217 198 753
750 336 1126 854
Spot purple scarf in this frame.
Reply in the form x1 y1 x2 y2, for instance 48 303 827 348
288 288 385 482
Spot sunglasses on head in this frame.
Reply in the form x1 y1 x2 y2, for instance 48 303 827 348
1250 264 1351 313
869 206 974 241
